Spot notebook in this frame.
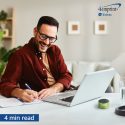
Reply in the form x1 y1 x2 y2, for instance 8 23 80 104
43 68 116 107
0 97 42 108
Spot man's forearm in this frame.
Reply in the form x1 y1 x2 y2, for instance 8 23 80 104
51 83 64 93
11 88 24 98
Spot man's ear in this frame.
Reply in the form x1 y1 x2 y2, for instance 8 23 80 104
33 27 37 37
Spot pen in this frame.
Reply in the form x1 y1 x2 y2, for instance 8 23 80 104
25 83 32 90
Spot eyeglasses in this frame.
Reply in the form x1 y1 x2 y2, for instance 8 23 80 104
38 31 57 43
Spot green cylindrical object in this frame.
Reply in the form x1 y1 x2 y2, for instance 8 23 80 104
98 99 109 109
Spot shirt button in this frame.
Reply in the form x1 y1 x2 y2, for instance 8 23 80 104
44 78 47 81
43 68 45 71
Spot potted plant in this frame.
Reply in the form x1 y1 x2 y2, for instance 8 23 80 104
0 10 8 41
0 10 8 29
0 10 7 21
0 10 8 76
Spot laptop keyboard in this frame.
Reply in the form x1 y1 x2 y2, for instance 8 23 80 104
61 96 74 102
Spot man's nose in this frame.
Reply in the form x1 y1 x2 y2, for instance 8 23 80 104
43 38 50 45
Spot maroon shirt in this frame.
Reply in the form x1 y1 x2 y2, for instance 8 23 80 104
0 38 72 97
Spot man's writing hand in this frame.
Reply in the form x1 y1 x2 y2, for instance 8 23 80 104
11 88 38 102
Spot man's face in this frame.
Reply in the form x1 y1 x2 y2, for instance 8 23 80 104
35 24 57 53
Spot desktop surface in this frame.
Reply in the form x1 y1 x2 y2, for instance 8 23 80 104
0 93 124 125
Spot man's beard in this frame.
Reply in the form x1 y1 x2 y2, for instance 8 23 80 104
37 40 51 53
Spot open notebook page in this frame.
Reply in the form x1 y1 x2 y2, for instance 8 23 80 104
0 97 42 108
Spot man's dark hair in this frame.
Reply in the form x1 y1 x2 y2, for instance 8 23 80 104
37 16 59 31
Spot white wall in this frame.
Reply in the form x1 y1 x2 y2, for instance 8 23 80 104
0 0 125 61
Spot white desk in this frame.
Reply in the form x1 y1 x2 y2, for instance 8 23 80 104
0 93 125 125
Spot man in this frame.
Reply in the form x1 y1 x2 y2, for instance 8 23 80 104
0 16 72 102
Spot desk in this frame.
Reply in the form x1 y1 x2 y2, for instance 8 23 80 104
0 93 125 125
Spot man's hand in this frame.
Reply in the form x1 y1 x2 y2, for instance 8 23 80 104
11 88 38 102
38 83 64 99
38 88 56 99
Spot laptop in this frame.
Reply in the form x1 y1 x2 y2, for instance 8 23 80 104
43 68 116 107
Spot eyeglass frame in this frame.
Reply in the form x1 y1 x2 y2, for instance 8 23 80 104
38 30 57 43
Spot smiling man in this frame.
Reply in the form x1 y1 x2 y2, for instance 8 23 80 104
0 16 72 102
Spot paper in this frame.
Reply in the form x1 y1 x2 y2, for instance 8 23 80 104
0 97 42 108
0 98 23 107
23 99 42 105
0 95 8 99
